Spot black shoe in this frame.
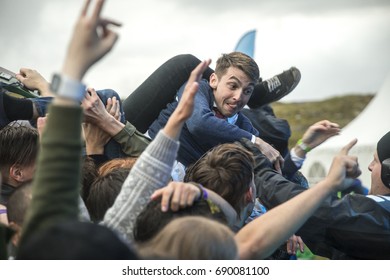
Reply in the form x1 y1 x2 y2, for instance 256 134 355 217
264 66 301 97
248 67 301 108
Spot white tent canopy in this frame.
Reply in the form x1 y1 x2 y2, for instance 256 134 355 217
301 72 390 189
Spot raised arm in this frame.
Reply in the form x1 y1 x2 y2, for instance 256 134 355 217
235 139 360 259
103 59 212 240
20 0 120 242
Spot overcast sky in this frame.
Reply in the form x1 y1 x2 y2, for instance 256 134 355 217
1 0 389 102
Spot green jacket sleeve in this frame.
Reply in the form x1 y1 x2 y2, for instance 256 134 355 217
113 121 151 157
20 104 83 244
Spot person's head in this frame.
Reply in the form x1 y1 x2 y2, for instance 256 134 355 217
368 131 390 195
17 221 139 260
133 197 227 243
138 216 237 260
184 143 255 216
210 52 260 118
85 168 128 223
0 125 39 187
98 157 137 177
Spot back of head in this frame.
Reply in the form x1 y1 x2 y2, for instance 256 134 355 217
98 157 137 176
139 216 237 260
377 131 390 188
0 125 39 181
17 221 138 260
133 198 227 243
85 168 128 222
215 52 260 83
184 143 254 214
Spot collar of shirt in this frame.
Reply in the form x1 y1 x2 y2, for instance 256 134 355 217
212 102 238 125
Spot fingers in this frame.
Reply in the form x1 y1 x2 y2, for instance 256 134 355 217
189 59 212 83
91 0 105 21
80 0 91 17
345 156 361 178
150 183 201 212
105 97 120 119
287 235 305 255
339 138 358 156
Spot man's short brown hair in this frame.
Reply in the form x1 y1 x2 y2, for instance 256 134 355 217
214 52 260 83
184 143 254 214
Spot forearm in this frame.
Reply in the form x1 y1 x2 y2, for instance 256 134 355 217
21 103 83 241
103 130 179 240
236 178 335 259
113 121 151 156
98 114 125 136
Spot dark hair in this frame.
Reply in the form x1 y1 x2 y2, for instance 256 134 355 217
215 52 260 83
17 221 139 260
0 125 39 180
80 156 98 202
85 168 128 222
133 198 227 243
184 143 254 214
6 182 33 225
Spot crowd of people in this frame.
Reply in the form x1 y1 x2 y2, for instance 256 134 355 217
0 0 389 260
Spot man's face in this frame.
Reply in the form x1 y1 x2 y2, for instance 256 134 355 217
210 67 255 118
368 151 384 195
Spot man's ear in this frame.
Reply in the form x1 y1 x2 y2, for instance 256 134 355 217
245 187 255 203
9 164 23 183
209 73 218 89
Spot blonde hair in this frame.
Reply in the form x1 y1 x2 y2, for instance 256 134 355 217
138 216 238 260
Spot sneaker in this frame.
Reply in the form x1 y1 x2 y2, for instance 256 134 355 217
264 66 301 97
247 67 301 108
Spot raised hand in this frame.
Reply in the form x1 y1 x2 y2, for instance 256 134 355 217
301 120 340 150
62 0 121 80
163 59 211 140
326 138 361 191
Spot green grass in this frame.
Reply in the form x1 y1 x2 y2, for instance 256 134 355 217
271 94 374 149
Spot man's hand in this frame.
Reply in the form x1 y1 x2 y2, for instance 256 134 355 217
82 88 112 124
286 234 305 255
150 182 202 212
62 0 121 80
255 137 284 173
326 138 361 191
294 120 340 157
15 68 51 96
164 59 211 140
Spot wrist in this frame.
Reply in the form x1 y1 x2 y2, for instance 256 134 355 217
61 62 85 81
99 115 125 136
296 138 311 153
86 145 104 155
190 182 208 200
50 73 86 102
